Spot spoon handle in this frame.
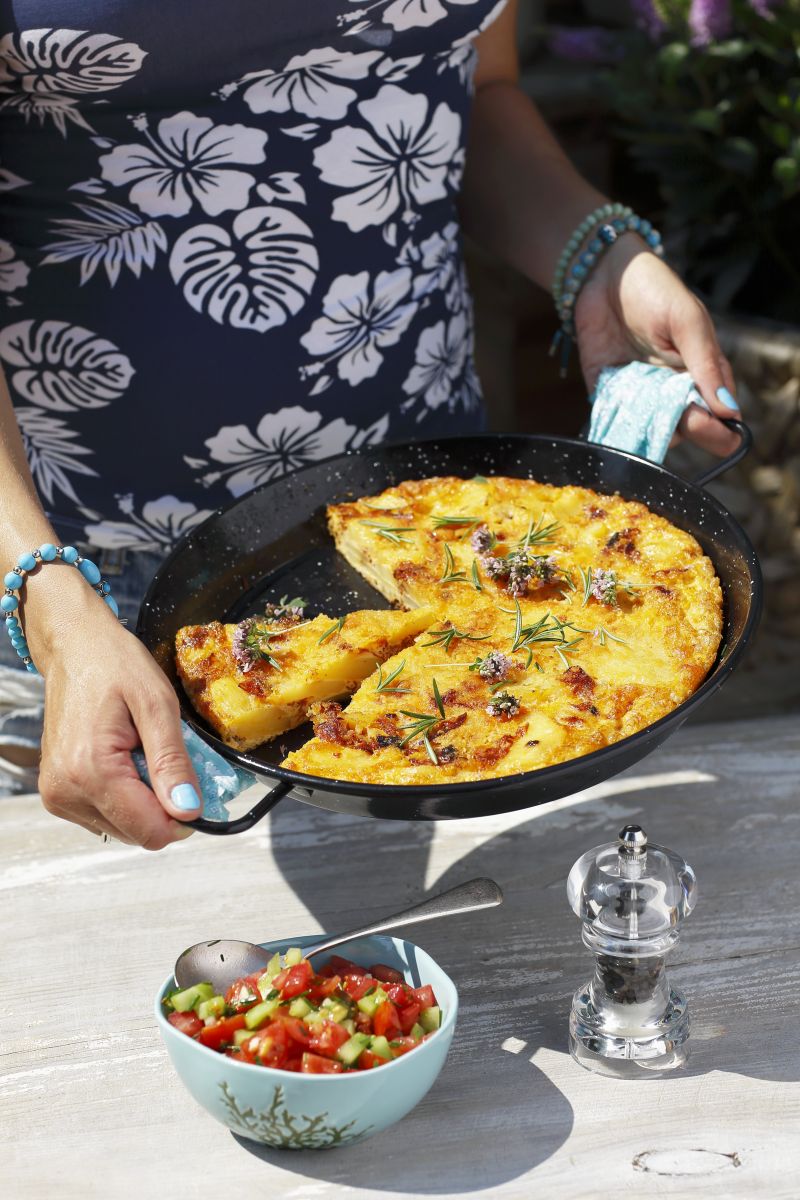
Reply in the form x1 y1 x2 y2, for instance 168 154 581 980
304 877 503 961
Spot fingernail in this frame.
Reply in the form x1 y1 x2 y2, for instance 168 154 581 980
716 386 739 411
171 783 201 811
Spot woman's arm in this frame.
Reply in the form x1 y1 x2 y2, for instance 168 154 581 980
460 0 739 455
0 371 200 846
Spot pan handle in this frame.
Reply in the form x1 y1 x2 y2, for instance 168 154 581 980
186 779 292 835
691 419 752 488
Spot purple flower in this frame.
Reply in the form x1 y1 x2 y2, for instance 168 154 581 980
747 0 777 15
689 0 732 45
533 555 560 583
547 26 624 64
486 691 521 719
481 555 508 580
476 651 514 683
232 617 257 672
629 0 667 40
590 568 618 606
470 525 495 555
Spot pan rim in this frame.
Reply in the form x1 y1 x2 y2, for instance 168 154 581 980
138 431 763 800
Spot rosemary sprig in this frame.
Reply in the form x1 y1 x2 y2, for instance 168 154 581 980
359 520 416 544
422 625 491 653
243 624 282 671
317 615 345 644
431 514 481 539
471 559 483 591
518 513 561 550
595 625 631 647
397 711 441 765
508 601 585 669
432 677 446 718
438 542 468 584
374 658 411 695
577 564 593 608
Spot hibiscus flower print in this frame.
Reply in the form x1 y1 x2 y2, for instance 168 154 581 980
401 311 468 412
226 47 382 121
99 112 268 219
300 267 417 387
83 494 214 552
0 240 30 294
408 221 465 311
339 0 481 34
192 405 390 496
313 85 460 233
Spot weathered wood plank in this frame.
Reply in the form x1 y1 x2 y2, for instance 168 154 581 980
2 715 799 1199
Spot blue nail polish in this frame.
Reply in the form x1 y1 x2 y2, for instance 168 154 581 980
171 783 200 811
716 386 738 411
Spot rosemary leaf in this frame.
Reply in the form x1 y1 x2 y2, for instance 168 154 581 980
375 658 411 694
317 615 345 644
438 542 468 584
432 676 446 719
359 520 416 545
471 558 483 591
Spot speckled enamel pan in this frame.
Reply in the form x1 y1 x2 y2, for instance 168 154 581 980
137 424 761 827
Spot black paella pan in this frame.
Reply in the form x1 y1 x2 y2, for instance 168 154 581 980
136 426 761 830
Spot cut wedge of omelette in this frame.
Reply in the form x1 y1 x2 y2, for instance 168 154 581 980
176 474 722 782
175 607 434 750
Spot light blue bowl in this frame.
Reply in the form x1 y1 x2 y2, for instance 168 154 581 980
155 933 458 1150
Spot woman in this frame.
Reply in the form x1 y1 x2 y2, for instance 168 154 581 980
0 0 738 845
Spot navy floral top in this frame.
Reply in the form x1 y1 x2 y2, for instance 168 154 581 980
0 0 507 551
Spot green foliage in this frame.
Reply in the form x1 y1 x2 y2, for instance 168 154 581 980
607 0 800 318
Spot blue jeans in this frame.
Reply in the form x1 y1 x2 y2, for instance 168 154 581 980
0 548 164 796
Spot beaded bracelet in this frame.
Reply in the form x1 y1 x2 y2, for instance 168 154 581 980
550 210 664 377
551 202 632 307
2 543 119 674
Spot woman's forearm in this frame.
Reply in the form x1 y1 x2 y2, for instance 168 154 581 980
460 80 608 290
0 369 105 663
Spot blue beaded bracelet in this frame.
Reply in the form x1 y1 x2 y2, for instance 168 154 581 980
2 543 119 674
550 210 665 377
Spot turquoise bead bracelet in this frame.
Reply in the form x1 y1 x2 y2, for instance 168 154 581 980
550 209 664 377
551 202 632 307
2 544 119 674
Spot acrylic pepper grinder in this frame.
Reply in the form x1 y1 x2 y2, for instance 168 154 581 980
567 824 697 1078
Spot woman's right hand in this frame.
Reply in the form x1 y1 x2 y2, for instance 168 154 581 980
32 580 202 848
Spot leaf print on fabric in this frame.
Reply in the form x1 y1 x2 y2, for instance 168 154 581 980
0 160 28 193
0 241 30 294
0 320 135 411
41 199 167 286
99 112 267 219
401 311 468 411
228 48 382 121
170 206 318 333
84 494 214 552
195 406 390 496
300 268 417 386
0 91 93 136
16 406 97 505
339 0 480 34
314 85 460 232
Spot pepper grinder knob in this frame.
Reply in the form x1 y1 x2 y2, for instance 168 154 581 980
567 823 697 1078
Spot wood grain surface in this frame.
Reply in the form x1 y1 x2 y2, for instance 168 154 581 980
2 715 799 1200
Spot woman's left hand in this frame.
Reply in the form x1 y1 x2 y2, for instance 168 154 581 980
574 237 741 456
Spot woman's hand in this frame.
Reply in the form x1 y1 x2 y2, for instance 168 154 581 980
33 588 202 849
574 237 740 456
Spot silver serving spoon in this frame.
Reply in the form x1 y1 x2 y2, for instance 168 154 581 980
174 877 503 992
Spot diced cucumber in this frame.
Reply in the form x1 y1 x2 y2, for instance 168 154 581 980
341 1018 356 1036
336 1033 371 1067
303 1008 325 1027
288 996 313 1018
284 947 303 966
170 982 214 1013
256 952 282 996
321 998 351 1023
410 1022 425 1041
197 995 225 1022
233 1028 253 1048
356 987 388 1017
245 996 282 1029
369 1035 393 1061
419 1005 441 1033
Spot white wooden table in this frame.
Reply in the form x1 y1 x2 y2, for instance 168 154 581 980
3 714 799 1200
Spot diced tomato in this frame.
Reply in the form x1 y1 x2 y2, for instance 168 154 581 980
342 973 377 1001
359 1050 390 1070
309 1019 350 1056
198 1014 247 1050
307 973 343 1003
355 1010 372 1034
389 1036 418 1057
398 1001 421 1035
385 981 413 1006
370 963 406 985
279 960 314 999
225 973 262 1011
326 955 367 976
249 1021 291 1068
279 1016 312 1047
372 999 402 1041
412 984 437 1009
167 1010 203 1038
271 966 289 991
301 1052 344 1074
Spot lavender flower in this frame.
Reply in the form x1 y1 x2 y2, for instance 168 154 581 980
688 0 732 46
232 617 257 672
475 651 514 683
533 555 560 583
547 26 624 64
486 691 521 719
506 549 534 597
629 0 667 40
263 594 306 623
481 555 508 580
470 525 495 554
590 568 618 607
747 0 777 15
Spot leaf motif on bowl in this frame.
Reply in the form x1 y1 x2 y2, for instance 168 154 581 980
219 1081 370 1149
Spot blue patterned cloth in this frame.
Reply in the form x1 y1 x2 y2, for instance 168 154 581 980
131 723 254 822
0 1 506 550
588 362 708 463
